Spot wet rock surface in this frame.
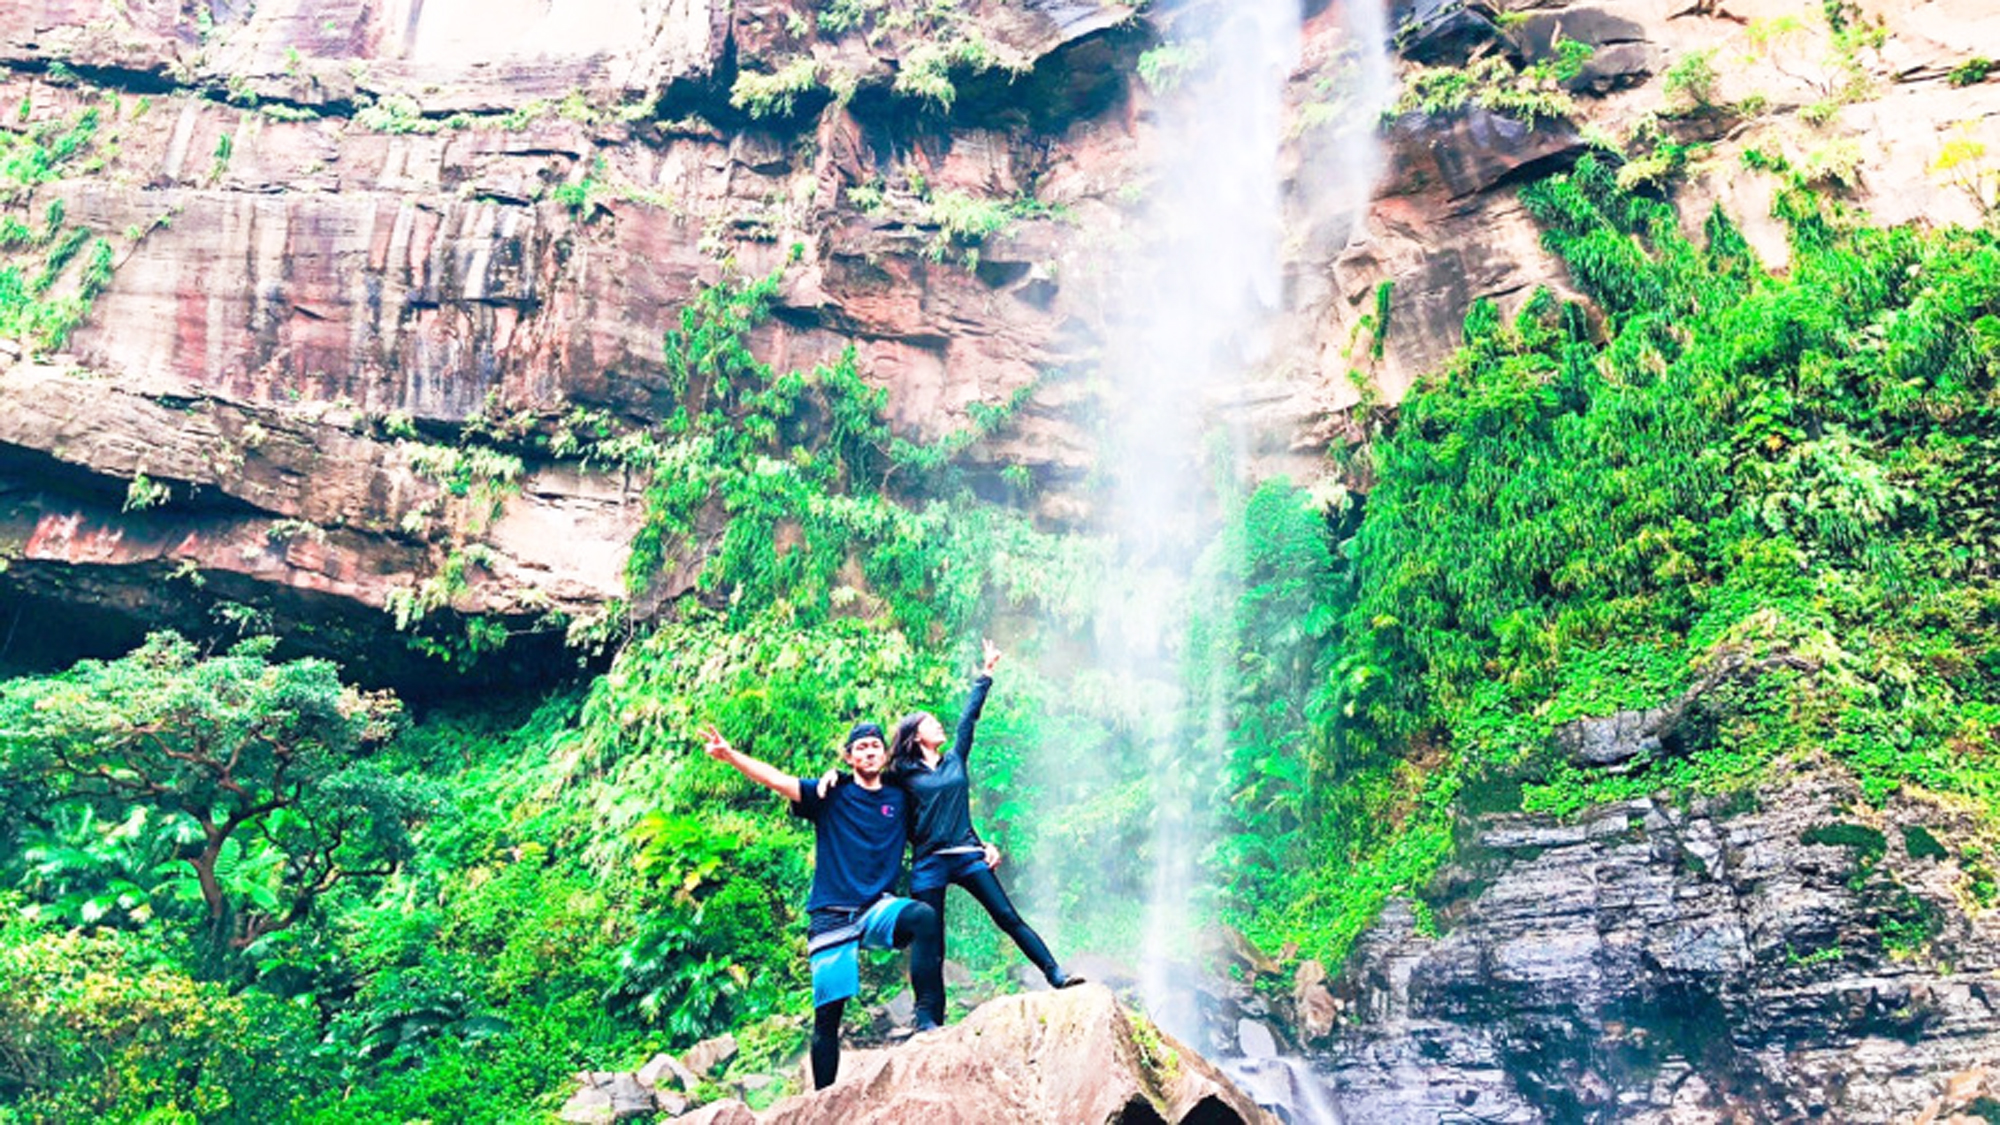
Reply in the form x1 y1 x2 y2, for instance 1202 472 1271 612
1391 0 1503 65
1310 771 2000 1123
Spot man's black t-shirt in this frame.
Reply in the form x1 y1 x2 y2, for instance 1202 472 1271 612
791 774 908 920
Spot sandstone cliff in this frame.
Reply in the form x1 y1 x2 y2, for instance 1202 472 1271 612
0 0 1146 683
3 0 1992 686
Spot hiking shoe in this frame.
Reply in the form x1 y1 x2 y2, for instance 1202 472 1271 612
1046 966 1086 989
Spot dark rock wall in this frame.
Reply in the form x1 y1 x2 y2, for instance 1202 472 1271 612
1313 771 2000 1122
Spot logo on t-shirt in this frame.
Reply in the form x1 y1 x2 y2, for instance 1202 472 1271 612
881 804 895 817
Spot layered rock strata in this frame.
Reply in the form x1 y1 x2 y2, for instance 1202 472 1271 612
2 0 1995 683
1310 768 2000 1122
0 0 1143 680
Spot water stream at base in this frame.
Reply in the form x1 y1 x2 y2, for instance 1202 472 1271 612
1222 1054 1344 1125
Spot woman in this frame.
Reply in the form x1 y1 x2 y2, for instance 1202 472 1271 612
889 640 1082 1023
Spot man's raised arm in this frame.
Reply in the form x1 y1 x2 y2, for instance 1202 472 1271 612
702 724 803 803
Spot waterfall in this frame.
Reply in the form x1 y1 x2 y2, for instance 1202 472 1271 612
1097 0 1301 1038
1017 5 1390 1111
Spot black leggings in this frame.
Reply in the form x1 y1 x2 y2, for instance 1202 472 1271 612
913 867 1057 1024
809 1000 846 1092
809 901 943 1090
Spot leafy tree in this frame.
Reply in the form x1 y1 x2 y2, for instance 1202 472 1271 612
0 633 432 963
0 896 331 1120
1190 479 1342 895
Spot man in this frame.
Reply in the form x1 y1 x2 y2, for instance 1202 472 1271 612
700 720 946 1090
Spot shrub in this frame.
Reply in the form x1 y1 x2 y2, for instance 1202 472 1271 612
730 57 820 119
1663 48 1720 112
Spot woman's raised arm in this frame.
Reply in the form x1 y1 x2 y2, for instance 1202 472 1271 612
954 640 1001 762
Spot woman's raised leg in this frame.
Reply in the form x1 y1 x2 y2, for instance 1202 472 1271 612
953 867 1081 987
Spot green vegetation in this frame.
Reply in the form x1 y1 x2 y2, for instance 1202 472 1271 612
354 92 437 134
1137 42 1208 94
1903 824 1949 861
0 635 424 963
806 0 1017 111
893 39 995 111
922 189 1011 263
1294 41 1377 136
1392 44 1591 125
122 471 171 512
1932 129 1999 221
0 99 119 353
1125 1009 1181 1078
606 255 1067 639
266 518 327 544
0 254 1098 1118
1880 886 1942 956
730 57 822 120
904 187 1065 268
1662 48 1721 114
210 130 233 182
378 430 525 660
1613 136 1710 192
845 179 886 212
1800 1 1887 126
552 168 610 219
259 102 321 123
1951 57 1994 88
1802 822 1888 863
816 0 885 35
1229 156 2000 965
350 89 650 136
0 907 331 1121
1369 280 1393 360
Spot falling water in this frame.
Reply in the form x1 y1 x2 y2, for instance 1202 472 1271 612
1017 0 1395 1110
1083 0 1394 1024
1097 0 1301 1037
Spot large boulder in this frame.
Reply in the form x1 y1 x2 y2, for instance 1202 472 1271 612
560 1071 664 1125
681 1033 740 1080
674 984 1279 1125
1390 0 1502 65
1504 6 1659 94
1553 651 1820 770
1383 107 1586 202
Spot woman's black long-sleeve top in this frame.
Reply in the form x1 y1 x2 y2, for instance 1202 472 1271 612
890 675 990 858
